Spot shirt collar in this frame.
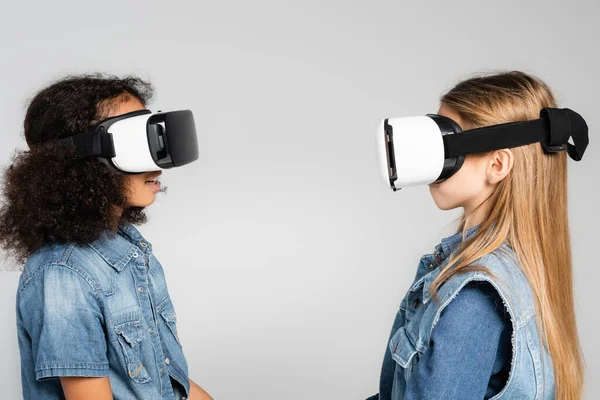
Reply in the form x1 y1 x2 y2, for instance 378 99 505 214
87 224 149 272
117 223 146 243
423 225 479 304
437 225 480 262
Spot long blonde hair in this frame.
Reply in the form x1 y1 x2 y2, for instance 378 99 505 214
433 71 584 399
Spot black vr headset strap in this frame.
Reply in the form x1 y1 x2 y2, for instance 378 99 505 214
443 108 589 161
56 130 116 159
54 109 152 159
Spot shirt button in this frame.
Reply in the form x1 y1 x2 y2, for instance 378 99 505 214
427 263 434 269
165 357 170 365
137 286 144 292
148 327 154 334
159 367 164 373
133 252 139 258
413 298 420 309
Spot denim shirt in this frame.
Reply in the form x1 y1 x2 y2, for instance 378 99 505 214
370 228 555 400
16 224 190 400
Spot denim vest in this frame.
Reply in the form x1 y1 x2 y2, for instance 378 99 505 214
16 224 190 400
377 230 555 400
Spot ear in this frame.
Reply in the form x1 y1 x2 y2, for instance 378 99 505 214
486 148 514 184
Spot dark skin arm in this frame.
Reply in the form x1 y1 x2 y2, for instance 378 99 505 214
60 377 113 400
189 378 214 399
60 377 212 399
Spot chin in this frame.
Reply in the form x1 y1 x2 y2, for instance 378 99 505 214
432 200 448 210
130 195 157 208
430 195 459 211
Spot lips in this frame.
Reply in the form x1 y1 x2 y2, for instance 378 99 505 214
145 171 162 183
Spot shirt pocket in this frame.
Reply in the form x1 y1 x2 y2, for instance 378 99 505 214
156 298 182 348
113 314 152 384
389 326 418 382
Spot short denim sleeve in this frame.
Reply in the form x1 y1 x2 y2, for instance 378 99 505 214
404 281 511 400
18 264 109 380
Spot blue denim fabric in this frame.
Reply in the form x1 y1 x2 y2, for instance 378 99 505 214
369 227 555 400
16 224 190 400
402 281 511 399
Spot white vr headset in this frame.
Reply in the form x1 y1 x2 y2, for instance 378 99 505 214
57 109 199 173
377 108 589 191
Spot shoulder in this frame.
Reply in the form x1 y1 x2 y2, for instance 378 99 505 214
436 244 536 328
16 260 106 330
476 244 527 282
19 242 108 297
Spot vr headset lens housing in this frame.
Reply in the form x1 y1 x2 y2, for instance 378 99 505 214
378 116 447 189
146 110 198 169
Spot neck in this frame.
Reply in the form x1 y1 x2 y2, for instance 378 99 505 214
463 201 488 230
109 206 124 232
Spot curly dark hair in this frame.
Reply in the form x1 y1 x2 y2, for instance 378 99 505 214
0 74 155 263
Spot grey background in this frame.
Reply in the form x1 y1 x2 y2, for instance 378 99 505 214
0 0 598 398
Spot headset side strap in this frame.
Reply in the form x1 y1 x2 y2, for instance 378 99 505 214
56 131 116 158
443 119 548 158
443 108 588 161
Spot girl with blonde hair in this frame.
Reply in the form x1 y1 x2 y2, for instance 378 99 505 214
369 71 587 400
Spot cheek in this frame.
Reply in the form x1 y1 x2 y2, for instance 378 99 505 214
429 164 484 209
124 176 145 198
429 180 465 210
124 176 137 191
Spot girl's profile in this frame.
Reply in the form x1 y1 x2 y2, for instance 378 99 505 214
0 75 212 400
369 71 586 400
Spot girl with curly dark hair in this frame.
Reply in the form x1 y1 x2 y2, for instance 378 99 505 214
2 74 213 400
